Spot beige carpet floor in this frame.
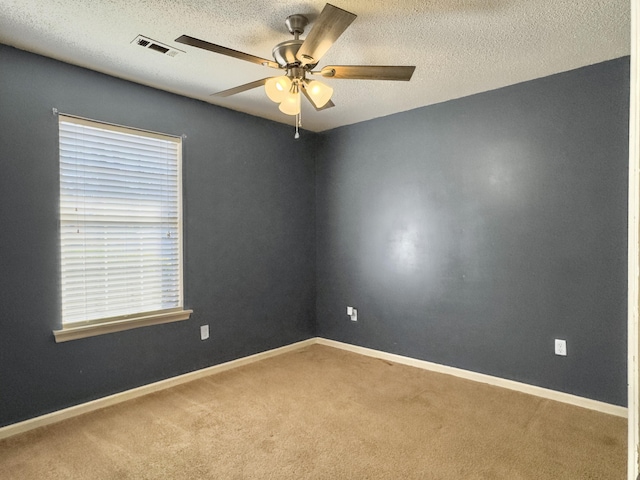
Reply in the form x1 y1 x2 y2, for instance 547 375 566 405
0 344 627 479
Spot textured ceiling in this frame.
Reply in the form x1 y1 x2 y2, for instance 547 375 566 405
0 0 630 132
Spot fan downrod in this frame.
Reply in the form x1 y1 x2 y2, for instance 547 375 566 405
273 14 317 68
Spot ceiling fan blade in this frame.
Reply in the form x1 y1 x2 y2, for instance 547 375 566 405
322 99 336 110
296 4 356 66
211 78 270 97
300 83 335 111
317 65 416 81
175 35 280 69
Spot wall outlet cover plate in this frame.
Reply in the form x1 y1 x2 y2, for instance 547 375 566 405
200 325 210 340
554 339 567 356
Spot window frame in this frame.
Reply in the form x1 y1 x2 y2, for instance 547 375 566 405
53 114 191 343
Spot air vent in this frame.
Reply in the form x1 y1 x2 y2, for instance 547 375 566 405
132 35 183 57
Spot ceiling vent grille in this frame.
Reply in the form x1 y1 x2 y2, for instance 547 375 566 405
132 35 182 57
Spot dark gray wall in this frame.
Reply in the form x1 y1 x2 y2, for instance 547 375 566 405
0 45 316 427
0 42 630 427
316 57 629 406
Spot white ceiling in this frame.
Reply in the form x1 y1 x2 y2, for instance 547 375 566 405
0 0 630 132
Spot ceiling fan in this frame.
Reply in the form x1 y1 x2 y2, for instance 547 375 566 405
175 3 416 120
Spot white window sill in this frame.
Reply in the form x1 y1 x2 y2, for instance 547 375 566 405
53 309 193 343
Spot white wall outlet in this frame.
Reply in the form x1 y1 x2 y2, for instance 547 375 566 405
554 339 567 356
347 306 353 316
200 324 210 341
350 308 358 322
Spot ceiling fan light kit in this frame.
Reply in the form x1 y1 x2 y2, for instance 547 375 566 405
176 3 416 131
279 83 302 116
265 76 292 103
304 80 333 108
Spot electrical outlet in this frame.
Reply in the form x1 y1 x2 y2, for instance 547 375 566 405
350 308 358 322
200 325 210 341
554 339 567 356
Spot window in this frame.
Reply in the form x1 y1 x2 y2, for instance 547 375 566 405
54 115 191 342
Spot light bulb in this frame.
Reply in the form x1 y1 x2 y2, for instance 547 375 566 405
265 76 292 103
305 80 333 108
279 91 301 116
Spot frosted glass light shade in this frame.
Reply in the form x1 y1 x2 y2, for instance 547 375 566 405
279 91 301 115
265 76 292 103
305 80 333 108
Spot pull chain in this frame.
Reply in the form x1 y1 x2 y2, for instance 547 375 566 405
294 112 301 139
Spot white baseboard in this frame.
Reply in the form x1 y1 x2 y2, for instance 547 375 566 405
0 336 626 440
316 338 628 418
0 338 316 440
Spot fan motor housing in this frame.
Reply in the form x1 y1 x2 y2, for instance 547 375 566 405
272 39 304 68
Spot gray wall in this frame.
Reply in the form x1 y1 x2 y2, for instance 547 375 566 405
0 42 630 427
0 45 316 427
316 57 629 406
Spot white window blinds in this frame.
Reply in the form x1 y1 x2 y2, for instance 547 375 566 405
59 115 183 326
